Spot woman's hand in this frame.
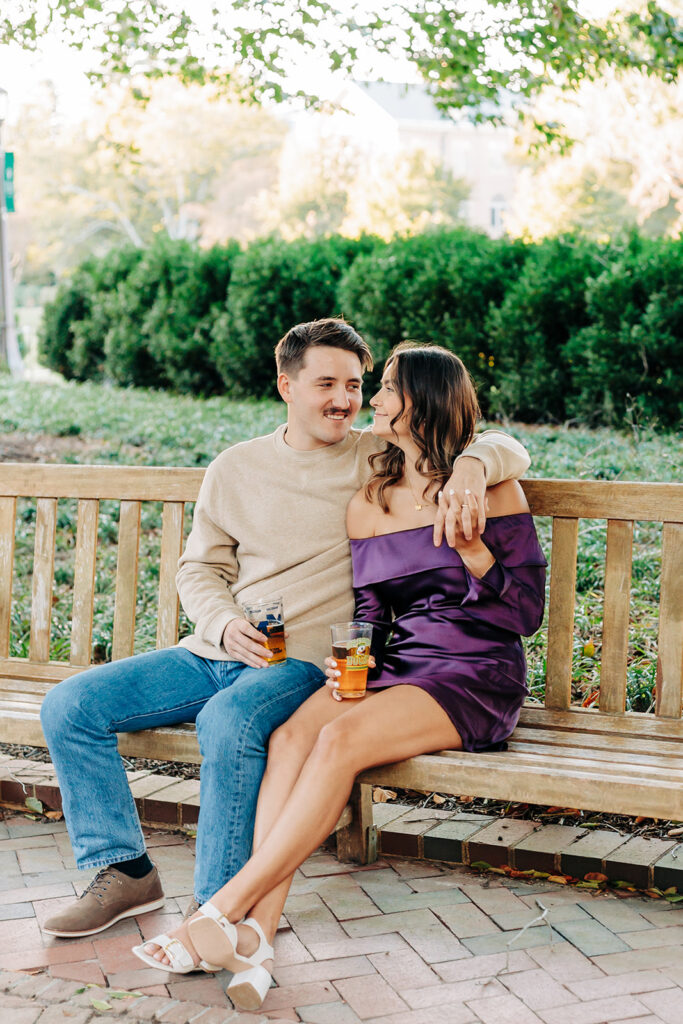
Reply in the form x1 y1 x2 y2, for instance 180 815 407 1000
434 456 488 548
324 655 376 701
437 490 496 578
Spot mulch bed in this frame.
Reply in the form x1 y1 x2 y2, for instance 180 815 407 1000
3 741 680 842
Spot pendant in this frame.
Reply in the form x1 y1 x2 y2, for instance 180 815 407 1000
414 503 423 511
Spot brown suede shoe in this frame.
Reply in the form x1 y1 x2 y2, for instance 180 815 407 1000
43 865 165 937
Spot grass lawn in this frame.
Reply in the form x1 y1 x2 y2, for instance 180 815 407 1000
1 377 680 710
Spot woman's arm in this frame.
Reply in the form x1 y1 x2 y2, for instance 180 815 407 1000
454 481 546 636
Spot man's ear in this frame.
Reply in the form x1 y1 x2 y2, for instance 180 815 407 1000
277 372 291 403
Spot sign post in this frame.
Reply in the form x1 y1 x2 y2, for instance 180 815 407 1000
0 86 22 377
3 152 14 213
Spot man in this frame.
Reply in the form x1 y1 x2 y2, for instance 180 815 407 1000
41 318 529 938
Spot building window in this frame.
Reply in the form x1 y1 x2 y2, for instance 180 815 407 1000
490 195 506 233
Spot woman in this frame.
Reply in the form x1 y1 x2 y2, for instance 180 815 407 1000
133 343 546 1009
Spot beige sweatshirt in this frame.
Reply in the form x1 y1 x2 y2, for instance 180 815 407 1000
176 426 530 669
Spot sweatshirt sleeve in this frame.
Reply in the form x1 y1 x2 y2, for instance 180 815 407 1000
175 458 243 650
353 582 392 677
457 429 530 485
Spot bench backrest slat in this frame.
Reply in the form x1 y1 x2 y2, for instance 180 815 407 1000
157 501 185 650
0 496 16 659
112 500 141 661
545 517 578 711
599 519 634 714
656 522 683 719
71 499 99 667
522 480 683 522
29 498 58 663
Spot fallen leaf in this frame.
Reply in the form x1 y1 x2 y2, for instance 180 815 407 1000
583 640 595 657
584 872 608 883
91 999 112 1011
24 796 43 814
667 826 683 837
458 796 473 803
45 810 63 821
547 875 569 885
431 794 446 805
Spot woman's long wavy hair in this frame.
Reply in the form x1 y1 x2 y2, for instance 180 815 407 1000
365 343 480 513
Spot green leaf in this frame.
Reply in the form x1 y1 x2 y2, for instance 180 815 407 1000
24 796 43 814
91 999 112 1011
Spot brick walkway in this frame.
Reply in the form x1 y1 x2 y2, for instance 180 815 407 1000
1 813 682 1023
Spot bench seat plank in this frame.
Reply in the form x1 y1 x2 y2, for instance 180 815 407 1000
358 752 683 820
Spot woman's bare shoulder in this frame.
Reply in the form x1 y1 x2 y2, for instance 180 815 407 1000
485 479 530 518
346 487 381 539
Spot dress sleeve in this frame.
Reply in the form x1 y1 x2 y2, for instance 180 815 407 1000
353 582 392 677
460 562 546 636
459 513 547 636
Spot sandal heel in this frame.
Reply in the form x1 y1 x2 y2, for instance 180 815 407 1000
227 964 272 1011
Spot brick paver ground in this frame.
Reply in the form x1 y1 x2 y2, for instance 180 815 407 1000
1 811 682 1023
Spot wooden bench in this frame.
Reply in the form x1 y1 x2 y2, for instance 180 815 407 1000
1 464 682 863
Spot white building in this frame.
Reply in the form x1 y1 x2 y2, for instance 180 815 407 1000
279 80 516 237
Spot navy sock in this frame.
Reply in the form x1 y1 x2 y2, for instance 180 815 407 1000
112 852 154 879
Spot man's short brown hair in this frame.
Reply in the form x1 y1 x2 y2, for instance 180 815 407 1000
275 318 373 377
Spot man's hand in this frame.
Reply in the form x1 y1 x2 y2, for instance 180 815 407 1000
433 456 488 548
222 618 272 669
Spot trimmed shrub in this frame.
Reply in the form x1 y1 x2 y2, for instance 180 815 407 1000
566 235 683 428
142 241 239 394
39 266 94 379
69 247 144 381
211 235 381 397
484 236 604 421
338 229 526 405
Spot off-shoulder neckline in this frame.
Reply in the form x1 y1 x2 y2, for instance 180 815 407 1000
349 511 532 543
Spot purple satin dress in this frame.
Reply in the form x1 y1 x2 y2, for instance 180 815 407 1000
350 512 547 752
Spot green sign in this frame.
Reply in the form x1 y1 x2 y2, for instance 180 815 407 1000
3 152 14 213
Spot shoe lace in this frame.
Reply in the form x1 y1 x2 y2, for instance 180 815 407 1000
79 867 123 903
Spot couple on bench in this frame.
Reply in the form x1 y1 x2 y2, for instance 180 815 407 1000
40 318 545 1011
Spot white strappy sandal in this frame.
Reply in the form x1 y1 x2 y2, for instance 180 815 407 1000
226 917 274 1011
131 933 220 974
186 900 244 972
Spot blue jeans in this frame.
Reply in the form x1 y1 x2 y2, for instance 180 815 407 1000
40 648 324 902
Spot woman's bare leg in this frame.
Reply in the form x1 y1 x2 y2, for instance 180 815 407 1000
144 686 354 965
192 686 462 932
225 687 359 965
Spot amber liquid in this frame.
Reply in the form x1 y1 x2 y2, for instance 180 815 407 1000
258 621 286 664
332 639 370 699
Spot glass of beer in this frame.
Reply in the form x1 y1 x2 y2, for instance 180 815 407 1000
243 596 287 665
330 621 374 699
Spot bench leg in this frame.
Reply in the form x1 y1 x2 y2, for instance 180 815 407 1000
336 782 376 864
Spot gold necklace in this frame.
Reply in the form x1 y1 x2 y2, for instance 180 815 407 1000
406 477 427 511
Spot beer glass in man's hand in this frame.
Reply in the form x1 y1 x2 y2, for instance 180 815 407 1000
242 596 287 665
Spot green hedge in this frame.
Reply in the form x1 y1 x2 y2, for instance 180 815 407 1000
39 229 682 428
